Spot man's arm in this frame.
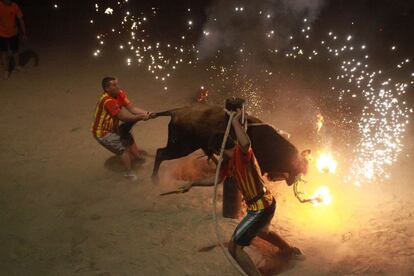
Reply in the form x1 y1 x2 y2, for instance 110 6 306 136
126 103 158 119
116 108 149 123
17 15 27 40
178 175 225 192
192 175 218 186
126 103 148 116
232 110 251 154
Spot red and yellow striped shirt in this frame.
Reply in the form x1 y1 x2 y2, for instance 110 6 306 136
91 91 131 138
221 144 274 211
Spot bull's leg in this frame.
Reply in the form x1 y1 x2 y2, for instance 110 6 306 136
151 145 199 184
152 147 167 182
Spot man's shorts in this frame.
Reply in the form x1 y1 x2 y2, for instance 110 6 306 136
95 130 134 155
231 199 276 246
0 36 19 53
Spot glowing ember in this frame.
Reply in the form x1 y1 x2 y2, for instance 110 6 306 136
310 186 332 206
317 153 338 174
316 113 324 134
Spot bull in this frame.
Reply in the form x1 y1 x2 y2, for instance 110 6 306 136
151 103 310 185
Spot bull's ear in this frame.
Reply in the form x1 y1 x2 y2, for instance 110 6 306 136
301 149 311 159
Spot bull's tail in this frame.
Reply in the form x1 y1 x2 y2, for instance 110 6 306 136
154 110 172 116
154 107 181 117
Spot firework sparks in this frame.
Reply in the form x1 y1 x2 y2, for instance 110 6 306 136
91 2 197 91
90 1 412 185
316 113 324 134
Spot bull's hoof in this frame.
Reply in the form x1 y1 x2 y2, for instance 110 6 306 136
151 174 160 185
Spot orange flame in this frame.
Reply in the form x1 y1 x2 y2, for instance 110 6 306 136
316 113 324 134
310 186 332 206
317 152 338 174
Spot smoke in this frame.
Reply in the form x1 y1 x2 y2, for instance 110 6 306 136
159 150 216 186
198 0 326 60
170 154 216 181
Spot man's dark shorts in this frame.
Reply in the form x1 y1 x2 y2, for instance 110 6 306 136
0 36 19 53
231 199 276 246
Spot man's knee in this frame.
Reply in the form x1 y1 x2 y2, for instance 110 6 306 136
259 228 276 238
228 241 236 256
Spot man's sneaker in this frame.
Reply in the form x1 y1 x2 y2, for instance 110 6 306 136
124 172 137 181
15 66 25 72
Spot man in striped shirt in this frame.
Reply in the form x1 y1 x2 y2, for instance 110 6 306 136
92 77 156 180
180 108 302 275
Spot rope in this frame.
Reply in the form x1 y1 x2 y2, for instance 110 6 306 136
293 177 321 204
212 111 248 276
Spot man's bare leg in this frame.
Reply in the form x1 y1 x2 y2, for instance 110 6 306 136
257 229 303 258
257 230 291 251
129 142 146 160
121 149 139 180
228 241 261 276
121 150 132 171
13 52 23 71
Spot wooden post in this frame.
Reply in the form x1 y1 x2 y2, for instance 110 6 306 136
223 176 243 219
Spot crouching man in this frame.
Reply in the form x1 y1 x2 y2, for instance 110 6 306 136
91 77 157 180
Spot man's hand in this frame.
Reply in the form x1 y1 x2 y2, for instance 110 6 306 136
231 109 242 123
231 108 251 153
142 113 151 121
142 112 157 121
149 112 158 119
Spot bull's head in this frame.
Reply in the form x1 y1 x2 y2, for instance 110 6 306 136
247 123 311 186
286 149 311 186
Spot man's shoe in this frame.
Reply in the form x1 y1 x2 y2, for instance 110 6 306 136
124 172 138 181
281 246 305 260
15 66 24 72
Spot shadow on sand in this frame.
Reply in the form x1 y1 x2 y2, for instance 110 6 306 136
4 49 39 78
19 49 40 67
251 239 297 276
198 238 297 275
104 155 146 173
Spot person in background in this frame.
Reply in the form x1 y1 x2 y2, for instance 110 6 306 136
0 0 27 79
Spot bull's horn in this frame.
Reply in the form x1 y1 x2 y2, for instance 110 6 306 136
301 149 311 158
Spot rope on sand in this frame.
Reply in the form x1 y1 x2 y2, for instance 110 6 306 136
212 111 248 276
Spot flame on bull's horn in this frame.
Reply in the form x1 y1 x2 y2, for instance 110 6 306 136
310 186 332 206
317 152 338 174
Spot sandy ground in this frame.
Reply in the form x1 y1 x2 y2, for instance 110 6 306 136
1 38 414 276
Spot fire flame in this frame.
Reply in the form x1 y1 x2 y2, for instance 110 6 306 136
317 152 338 174
316 113 324 134
310 186 332 206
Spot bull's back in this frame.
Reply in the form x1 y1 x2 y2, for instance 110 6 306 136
170 104 261 137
